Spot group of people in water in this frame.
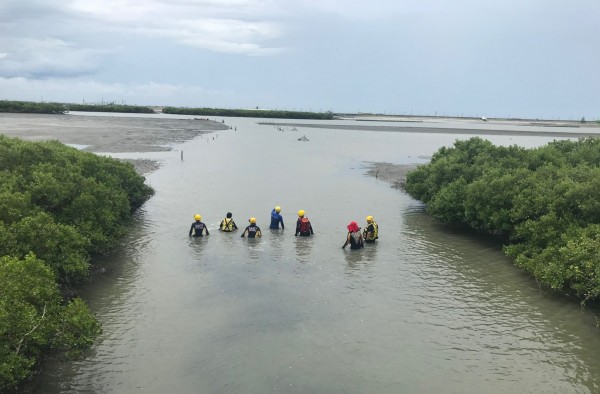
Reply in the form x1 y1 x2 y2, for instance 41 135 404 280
341 216 378 250
189 206 378 250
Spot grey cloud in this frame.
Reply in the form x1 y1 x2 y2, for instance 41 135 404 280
0 37 102 79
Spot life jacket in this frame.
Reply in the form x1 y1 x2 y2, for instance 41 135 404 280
365 221 378 241
220 218 235 232
299 217 311 234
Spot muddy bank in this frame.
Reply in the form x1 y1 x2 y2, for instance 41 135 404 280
363 161 418 189
0 113 228 174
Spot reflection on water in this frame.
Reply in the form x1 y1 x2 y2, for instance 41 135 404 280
26 116 600 394
344 244 378 275
293 236 314 262
269 230 287 259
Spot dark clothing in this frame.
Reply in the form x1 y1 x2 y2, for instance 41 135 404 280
295 217 314 236
189 221 209 236
269 209 284 229
343 231 364 249
241 224 262 238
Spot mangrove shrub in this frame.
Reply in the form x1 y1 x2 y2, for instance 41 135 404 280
405 137 600 302
0 135 153 389
0 101 66 114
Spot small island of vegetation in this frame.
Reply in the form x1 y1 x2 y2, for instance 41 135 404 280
0 136 154 390
405 137 600 306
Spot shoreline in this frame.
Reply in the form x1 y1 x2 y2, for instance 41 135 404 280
363 161 417 190
265 122 600 138
0 113 228 175
340 114 599 128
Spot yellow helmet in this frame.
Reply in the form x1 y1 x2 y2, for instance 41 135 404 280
194 214 201 221
275 206 281 213
249 217 256 223
366 215 374 222
297 210 305 217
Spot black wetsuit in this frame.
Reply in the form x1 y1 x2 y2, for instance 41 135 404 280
242 224 261 238
189 221 209 236
348 231 364 249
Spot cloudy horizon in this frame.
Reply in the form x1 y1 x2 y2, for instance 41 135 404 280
1 0 598 119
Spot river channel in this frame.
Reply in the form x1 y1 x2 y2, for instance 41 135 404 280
22 115 600 393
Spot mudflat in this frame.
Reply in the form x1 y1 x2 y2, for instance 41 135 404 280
0 112 228 174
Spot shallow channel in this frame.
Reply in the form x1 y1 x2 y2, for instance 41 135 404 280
26 116 600 393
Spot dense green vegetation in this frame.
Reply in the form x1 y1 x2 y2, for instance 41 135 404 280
66 103 154 113
163 106 334 120
0 136 153 390
405 137 600 304
0 100 155 114
0 100 66 114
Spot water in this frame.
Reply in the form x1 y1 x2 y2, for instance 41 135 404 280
26 116 600 393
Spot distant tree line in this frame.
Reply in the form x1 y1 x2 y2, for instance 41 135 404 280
0 100 155 114
0 100 66 114
405 137 600 305
66 103 155 113
162 106 334 120
0 136 154 390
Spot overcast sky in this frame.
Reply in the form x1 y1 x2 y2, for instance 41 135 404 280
0 0 598 119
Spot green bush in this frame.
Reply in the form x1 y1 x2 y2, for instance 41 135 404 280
0 136 153 389
405 137 600 303
0 254 102 390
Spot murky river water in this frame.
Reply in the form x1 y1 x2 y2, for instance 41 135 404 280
25 116 600 393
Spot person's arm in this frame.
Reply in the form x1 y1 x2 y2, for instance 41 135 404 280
189 224 194 236
232 220 238 230
310 223 314 234
205 225 209 236
241 228 248 237
280 217 284 230
342 233 350 248
295 220 300 236
257 228 262 237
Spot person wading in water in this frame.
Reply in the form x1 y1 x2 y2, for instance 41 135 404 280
189 214 209 237
241 217 262 238
295 210 314 236
219 212 238 232
342 221 364 249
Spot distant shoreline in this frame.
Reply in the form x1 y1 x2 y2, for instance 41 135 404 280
266 121 600 138
338 114 599 127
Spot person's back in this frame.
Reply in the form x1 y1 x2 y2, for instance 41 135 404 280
295 210 314 236
220 212 238 232
364 216 378 243
241 217 262 238
270 206 284 229
189 214 209 237
245 224 261 238
343 221 363 249
349 231 364 249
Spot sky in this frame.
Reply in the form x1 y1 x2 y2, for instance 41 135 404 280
0 0 598 119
